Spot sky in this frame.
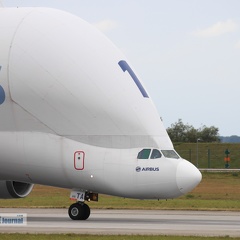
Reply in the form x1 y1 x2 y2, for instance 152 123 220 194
1 0 240 136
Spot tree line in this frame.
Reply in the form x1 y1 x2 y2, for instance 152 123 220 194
167 119 220 143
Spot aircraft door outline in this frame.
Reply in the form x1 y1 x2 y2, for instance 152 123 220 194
74 151 85 170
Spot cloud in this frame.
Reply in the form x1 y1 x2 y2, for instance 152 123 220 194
94 19 117 33
235 40 240 49
192 19 238 37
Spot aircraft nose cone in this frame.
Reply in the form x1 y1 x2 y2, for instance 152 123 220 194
176 160 202 194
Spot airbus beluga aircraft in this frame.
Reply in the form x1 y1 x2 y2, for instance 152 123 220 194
0 7 202 220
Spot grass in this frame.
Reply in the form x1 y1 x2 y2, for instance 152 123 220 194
0 234 239 240
175 143 240 168
0 172 239 211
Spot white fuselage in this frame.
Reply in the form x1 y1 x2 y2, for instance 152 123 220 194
0 7 201 200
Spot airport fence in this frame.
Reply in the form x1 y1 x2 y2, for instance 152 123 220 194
174 143 240 169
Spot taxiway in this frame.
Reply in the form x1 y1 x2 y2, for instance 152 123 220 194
0 208 239 237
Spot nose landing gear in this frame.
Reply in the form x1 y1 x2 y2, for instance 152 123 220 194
69 190 98 220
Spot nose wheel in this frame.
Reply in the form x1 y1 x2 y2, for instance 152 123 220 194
68 202 90 220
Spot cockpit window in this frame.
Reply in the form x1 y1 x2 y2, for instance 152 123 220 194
137 149 151 159
161 150 180 159
137 149 178 159
150 149 162 159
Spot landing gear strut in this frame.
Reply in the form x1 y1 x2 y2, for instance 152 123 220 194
68 202 90 220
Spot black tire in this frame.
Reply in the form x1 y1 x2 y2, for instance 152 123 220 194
68 203 81 220
81 203 90 220
68 203 91 220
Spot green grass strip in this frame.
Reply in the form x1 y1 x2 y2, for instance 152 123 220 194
0 235 240 240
